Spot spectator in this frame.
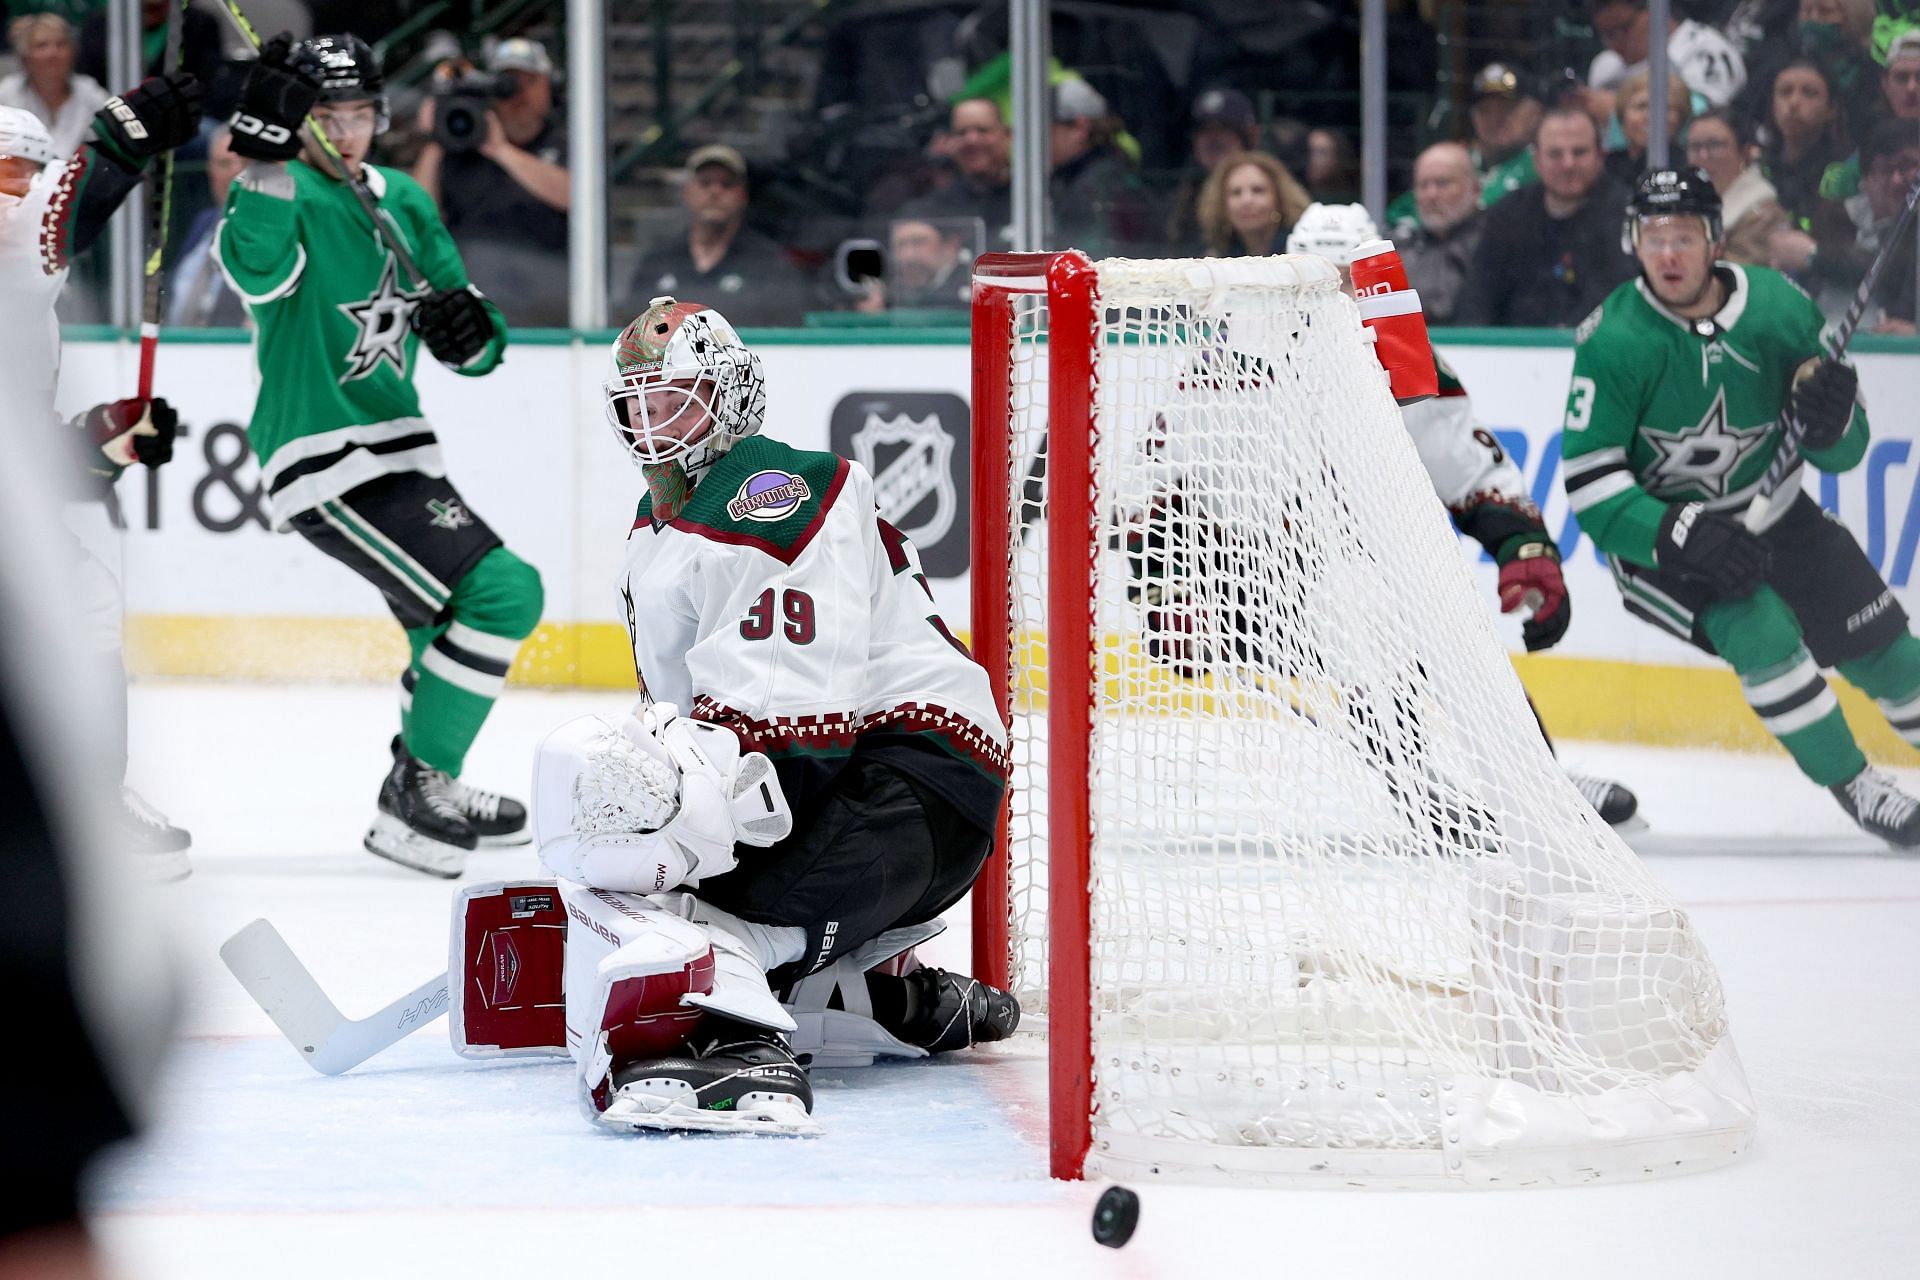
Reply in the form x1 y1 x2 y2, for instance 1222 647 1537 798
625 144 808 327
1812 30 1920 201
1685 108 1789 266
901 96 1011 249
1398 141 1486 325
1606 67 1692 188
854 215 974 313
165 125 246 327
1454 107 1634 327
1048 76 1150 256
1469 62 1542 206
1805 117 1920 330
0 15 106 158
412 37 570 327
1196 150 1311 258
1736 0 1880 134
1583 0 1746 119
1163 88 1257 254
1762 57 1851 223
1305 126 1360 203
79 0 222 103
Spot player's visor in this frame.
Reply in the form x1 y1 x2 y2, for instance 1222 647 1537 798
603 370 720 464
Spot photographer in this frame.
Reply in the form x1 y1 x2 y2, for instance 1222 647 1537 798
411 37 568 326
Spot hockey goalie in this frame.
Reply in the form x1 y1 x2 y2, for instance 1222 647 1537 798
448 298 1019 1134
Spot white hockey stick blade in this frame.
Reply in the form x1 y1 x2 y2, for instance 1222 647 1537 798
1624 831 1905 858
220 918 451 1075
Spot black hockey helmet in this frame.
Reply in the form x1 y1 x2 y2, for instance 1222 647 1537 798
293 33 389 133
1621 165 1723 253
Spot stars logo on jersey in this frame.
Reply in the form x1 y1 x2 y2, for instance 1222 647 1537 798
336 256 421 384
1642 387 1772 499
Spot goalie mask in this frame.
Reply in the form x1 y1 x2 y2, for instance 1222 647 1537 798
1284 201 1380 265
604 297 767 481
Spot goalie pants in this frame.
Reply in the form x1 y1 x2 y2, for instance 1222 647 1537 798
695 750 994 987
289 471 543 776
1609 493 1920 786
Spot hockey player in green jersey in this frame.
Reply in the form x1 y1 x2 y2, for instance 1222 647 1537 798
1565 166 1920 848
218 34 543 876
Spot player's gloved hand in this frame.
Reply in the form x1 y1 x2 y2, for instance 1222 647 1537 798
1790 357 1859 452
412 286 494 368
1497 537 1571 652
228 33 321 161
1656 501 1771 599
76 397 178 477
92 72 206 168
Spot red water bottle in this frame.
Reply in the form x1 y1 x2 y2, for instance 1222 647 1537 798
1350 239 1438 405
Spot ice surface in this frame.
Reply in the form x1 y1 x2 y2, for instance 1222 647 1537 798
86 682 1920 1279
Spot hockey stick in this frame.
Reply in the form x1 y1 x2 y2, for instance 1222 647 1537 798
1744 171 1920 532
220 918 448 1074
135 0 186 400
205 0 427 290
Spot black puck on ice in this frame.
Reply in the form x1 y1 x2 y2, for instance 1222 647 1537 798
1092 1185 1139 1248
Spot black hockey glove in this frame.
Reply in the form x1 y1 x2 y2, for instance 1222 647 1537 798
412 286 495 368
1789 357 1859 452
228 34 321 162
77 397 178 478
91 72 206 169
1656 501 1771 599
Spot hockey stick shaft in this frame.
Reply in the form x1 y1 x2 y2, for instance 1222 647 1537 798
1745 171 1920 532
220 918 449 1075
135 0 186 400
206 0 427 289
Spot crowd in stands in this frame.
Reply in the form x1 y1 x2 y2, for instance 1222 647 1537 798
5 0 1920 332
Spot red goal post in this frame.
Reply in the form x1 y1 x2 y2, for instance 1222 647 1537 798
965 250 1756 1188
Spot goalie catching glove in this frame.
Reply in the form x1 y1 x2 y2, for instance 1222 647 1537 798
412 286 495 369
534 702 792 894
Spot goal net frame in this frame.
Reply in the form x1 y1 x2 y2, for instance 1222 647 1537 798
966 249 1756 1188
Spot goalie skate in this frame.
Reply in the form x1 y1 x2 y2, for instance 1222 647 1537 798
600 1022 819 1136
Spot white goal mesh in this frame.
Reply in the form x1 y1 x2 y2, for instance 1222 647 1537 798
970 253 1755 1188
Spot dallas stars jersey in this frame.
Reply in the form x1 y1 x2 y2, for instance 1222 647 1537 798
1562 264 1868 567
216 160 507 527
621 435 1008 828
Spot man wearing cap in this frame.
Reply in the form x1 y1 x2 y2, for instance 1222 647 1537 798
1469 62 1543 205
625 144 808 327
412 37 570 326
1049 76 1148 256
1164 87 1257 252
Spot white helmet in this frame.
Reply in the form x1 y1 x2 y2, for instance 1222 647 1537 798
603 296 767 476
0 106 59 171
1284 201 1380 265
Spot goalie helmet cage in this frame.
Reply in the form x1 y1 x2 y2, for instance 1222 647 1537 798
966 250 1756 1188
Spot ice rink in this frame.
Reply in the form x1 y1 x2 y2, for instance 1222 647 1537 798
88 681 1920 1280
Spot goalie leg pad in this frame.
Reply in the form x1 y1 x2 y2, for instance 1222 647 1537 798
662 892 801 1035
450 879 571 1059
560 882 716 1115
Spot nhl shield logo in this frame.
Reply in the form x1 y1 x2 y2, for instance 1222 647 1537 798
851 411 957 548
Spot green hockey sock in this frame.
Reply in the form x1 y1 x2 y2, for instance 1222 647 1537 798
399 547 543 776
1737 648 1864 787
1837 632 1920 749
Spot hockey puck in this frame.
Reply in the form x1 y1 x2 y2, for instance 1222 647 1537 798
1092 1185 1139 1248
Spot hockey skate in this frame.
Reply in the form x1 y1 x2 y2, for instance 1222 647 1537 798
890 967 1022 1053
388 736 528 846
600 1019 820 1136
1567 772 1645 831
116 786 192 882
363 739 476 878
1830 766 1920 850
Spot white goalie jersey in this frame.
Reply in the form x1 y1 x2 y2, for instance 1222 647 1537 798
620 433 1009 825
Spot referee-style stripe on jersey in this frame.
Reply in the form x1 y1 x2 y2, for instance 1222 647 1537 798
422 621 521 699
1880 686 1920 747
1742 650 1836 737
1564 447 1636 513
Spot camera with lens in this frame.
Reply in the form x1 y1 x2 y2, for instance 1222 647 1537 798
432 69 517 155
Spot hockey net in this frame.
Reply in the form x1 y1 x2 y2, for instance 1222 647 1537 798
967 251 1755 1187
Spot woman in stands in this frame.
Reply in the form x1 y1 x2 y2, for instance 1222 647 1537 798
1685 108 1789 266
1197 151 1312 258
